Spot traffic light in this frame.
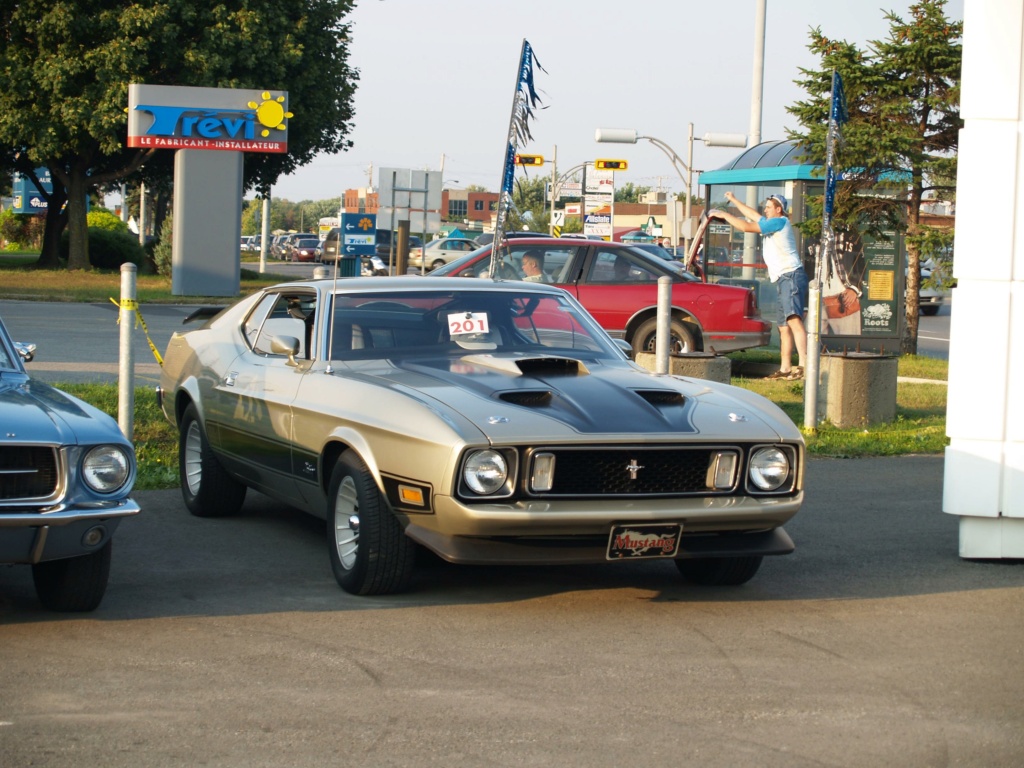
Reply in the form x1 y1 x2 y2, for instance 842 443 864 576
594 159 628 171
514 154 544 166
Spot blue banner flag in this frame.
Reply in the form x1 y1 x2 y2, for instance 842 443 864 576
823 70 847 220
492 40 546 264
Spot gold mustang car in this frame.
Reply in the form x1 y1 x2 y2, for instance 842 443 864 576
158 277 804 595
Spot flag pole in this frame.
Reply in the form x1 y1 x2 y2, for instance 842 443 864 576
491 39 544 280
803 69 843 430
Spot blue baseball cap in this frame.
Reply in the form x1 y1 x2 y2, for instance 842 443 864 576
767 194 788 213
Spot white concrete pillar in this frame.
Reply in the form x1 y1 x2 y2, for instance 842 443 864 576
942 0 1024 557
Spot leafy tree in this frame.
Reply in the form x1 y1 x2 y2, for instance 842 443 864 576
0 1 358 271
614 183 652 204
507 175 549 232
787 0 961 354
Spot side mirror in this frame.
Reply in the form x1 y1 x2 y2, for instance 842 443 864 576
15 341 36 363
270 336 301 367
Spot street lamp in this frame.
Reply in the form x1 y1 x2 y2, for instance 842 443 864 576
595 126 746 250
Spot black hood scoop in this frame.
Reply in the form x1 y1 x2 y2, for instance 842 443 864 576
634 389 686 406
499 390 553 407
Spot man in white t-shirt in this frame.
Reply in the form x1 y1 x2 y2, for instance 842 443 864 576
710 192 808 380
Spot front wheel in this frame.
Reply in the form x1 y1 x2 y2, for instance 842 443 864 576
327 450 416 595
675 556 763 586
179 403 247 517
631 317 697 356
32 541 112 611
920 305 940 316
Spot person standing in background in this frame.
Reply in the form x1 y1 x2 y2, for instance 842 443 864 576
709 192 807 380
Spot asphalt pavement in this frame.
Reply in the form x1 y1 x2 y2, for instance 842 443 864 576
3 296 1002 767
1 456 1022 766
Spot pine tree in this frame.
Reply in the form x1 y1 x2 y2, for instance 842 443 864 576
787 0 962 354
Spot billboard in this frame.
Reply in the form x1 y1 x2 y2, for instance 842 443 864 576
128 84 290 153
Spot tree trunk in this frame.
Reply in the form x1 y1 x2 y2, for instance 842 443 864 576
65 163 91 271
36 184 68 269
900 186 924 356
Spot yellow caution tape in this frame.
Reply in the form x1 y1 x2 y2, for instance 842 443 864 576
109 297 164 366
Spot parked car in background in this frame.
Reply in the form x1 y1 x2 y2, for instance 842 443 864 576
475 231 548 246
0 316 140 611
633 243 681 262
430 238 771 355
284 236 322 263
240 236 254 252
157 277 804 596
915 258 953 316
408 237 481 271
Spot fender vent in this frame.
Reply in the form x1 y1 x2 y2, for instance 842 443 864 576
635 389 685 406
499 390 553 407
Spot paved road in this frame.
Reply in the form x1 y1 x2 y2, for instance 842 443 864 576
1 456 1022 766
1 293 952 387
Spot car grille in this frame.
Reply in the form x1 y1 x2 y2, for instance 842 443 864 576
531 447 723 497
0 446 60 502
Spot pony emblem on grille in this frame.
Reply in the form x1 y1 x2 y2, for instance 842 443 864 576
625 459 644 480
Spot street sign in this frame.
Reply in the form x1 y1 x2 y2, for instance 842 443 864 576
550 210 565 226
340 213 376 256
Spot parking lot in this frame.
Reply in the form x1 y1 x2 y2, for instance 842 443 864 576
2 455 1022 766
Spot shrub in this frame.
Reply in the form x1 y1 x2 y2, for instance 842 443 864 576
0 208 45 250
152 215 173 276
60 227 147 270
87 208 129 233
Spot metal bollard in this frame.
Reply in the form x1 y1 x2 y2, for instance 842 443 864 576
118 263 136 440
655 276 671 374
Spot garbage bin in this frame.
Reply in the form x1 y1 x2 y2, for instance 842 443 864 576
817 352 898 428
337 256 359 278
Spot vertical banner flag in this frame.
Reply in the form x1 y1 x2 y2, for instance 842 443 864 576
491 40 546 278
805 68 849 429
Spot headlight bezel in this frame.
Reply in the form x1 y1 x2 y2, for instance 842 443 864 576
80 444 134 495
457 448 518 499
745 444 797 494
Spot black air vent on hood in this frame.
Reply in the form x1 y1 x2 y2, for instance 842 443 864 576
516 357 584 375
634 389 686 406
499 390 553 407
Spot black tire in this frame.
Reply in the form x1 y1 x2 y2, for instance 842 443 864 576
675 556 763 586
32 541 112 612
327 450 415 595
430 259 446 271
920 306 939 316
179 403 246 517
631 316 697 356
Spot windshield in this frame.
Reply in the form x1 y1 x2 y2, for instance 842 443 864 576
325 288 622 362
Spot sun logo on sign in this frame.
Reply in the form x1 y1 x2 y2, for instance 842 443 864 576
247 92 293 137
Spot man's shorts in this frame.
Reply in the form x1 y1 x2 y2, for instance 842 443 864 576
775 267 809 325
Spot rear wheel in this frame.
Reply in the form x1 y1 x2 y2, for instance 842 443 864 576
32 541 112 612
430 258 446 271
327 450 416 595
179 403 247 517
632 317 696 356
920 305 939 316
675 556 763 586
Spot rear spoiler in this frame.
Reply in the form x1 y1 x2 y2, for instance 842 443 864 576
182 307 225 324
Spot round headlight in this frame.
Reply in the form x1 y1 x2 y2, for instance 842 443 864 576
82 445 131 494
463 450 508 495
748 447 790 491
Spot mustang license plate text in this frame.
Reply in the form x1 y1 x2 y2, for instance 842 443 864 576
607 523 682 560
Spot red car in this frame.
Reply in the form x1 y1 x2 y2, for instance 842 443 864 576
285 236 322 263
429 238 771 355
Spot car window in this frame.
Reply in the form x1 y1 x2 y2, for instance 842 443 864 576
326 290 617 360
250 292 318 358
588 249 659 283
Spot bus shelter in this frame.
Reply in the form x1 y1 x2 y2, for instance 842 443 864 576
698 140 906 354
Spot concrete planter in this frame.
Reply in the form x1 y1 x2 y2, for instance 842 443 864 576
633 352 732 384
817 353 898 428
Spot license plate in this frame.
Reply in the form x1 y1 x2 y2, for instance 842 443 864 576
606 523 682 560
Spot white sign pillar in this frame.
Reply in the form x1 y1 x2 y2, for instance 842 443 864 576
942 0 1024 557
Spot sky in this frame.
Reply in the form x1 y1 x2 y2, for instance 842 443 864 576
268 0 965 202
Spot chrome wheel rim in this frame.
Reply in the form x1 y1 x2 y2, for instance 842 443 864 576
184 421 203 496
333 476 360 570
